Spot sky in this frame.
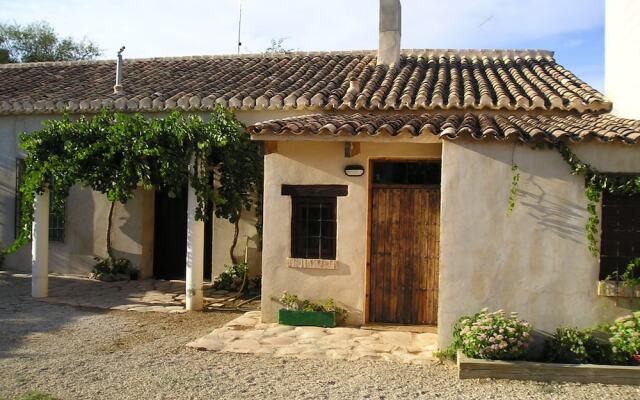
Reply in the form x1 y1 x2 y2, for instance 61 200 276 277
1 0 605 91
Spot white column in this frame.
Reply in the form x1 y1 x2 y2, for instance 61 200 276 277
32 189 50 298
185 162 204 311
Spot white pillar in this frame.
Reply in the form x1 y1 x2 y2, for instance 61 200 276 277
185 164 204 311
32 189 50 298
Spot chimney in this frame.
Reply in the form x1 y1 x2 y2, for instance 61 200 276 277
377 0 401 65
113 46 125 94
605 0 640 118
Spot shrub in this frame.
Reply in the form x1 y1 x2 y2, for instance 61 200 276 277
452 308 532 360
279 291 348 322
213 262 249 292
606 257 640 287
90 256 137 281
543 327 612 364
609 311 640 364
432 347 457 362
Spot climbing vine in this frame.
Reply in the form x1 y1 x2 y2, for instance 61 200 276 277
3 107 262 262
506 164 520 215
506 143 520 215
554 141 640 256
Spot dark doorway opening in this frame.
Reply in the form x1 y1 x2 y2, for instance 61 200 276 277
153 186 212 280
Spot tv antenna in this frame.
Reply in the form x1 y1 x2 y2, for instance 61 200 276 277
237 0 243 54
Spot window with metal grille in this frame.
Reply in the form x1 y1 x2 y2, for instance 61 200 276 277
14 158 66 243
291 197 337 260
48 191 65 242
600 191 640 280
14 159 24 239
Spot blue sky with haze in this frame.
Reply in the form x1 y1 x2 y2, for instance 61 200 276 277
1 0 605 91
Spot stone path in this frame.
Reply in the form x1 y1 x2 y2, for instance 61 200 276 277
1 271 259 313
187 311 438 364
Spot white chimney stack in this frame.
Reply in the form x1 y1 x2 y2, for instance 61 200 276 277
605 0 640 118
378 0 401 66
114 46 125 94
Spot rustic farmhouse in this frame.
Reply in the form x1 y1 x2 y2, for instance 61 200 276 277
0 0 638 347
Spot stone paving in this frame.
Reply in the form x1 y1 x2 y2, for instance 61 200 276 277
187 311 438 364
1 271 259 313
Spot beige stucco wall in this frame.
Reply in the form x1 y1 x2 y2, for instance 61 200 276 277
212 209 261 278
438 139 640 347
605 0 640 118
261 140 442 325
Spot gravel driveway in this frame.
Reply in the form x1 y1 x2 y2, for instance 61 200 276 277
1 273 638 400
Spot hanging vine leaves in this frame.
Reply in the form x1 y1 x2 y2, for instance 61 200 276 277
3 107 262 256
506 164 520 215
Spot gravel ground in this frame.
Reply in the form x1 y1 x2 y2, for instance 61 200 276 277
1 273 639 400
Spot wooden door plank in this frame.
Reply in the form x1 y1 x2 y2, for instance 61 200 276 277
369 186 440 326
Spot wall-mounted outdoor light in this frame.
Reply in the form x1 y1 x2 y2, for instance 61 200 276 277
344 164 365 177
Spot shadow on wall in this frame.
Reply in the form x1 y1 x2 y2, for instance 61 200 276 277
117 200 143 268
501 144 586 244
517 183 585 244
48 187 97 275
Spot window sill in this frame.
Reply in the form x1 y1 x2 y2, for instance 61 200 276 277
287 258 337 270
597 280 640 298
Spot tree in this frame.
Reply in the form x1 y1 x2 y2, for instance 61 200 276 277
0 21 101 63
265 38 293 54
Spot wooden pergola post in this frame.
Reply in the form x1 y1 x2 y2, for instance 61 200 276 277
32 189 50 298
185 158 204 311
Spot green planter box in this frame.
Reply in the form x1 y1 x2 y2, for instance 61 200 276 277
278 309 336 328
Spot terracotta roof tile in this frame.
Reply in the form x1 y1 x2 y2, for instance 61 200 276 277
0 49 610 115
248 112 640 144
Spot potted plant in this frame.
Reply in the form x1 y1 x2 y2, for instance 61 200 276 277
278 292 347 328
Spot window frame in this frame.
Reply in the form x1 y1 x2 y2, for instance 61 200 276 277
281 184 347 261
290 196 337 260
599 180 640 280
15 158 66 243
14 158 25 239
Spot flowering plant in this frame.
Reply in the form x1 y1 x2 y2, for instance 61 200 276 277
609 311 640 364
452 308 532 360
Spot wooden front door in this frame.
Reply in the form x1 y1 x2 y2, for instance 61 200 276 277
369 186 440 325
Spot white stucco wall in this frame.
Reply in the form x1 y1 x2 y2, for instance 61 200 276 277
261 140 442 325
605 0 640 118
438 139 640 347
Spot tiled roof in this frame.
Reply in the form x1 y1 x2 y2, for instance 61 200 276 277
248 112 640 144
0 49 610 115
